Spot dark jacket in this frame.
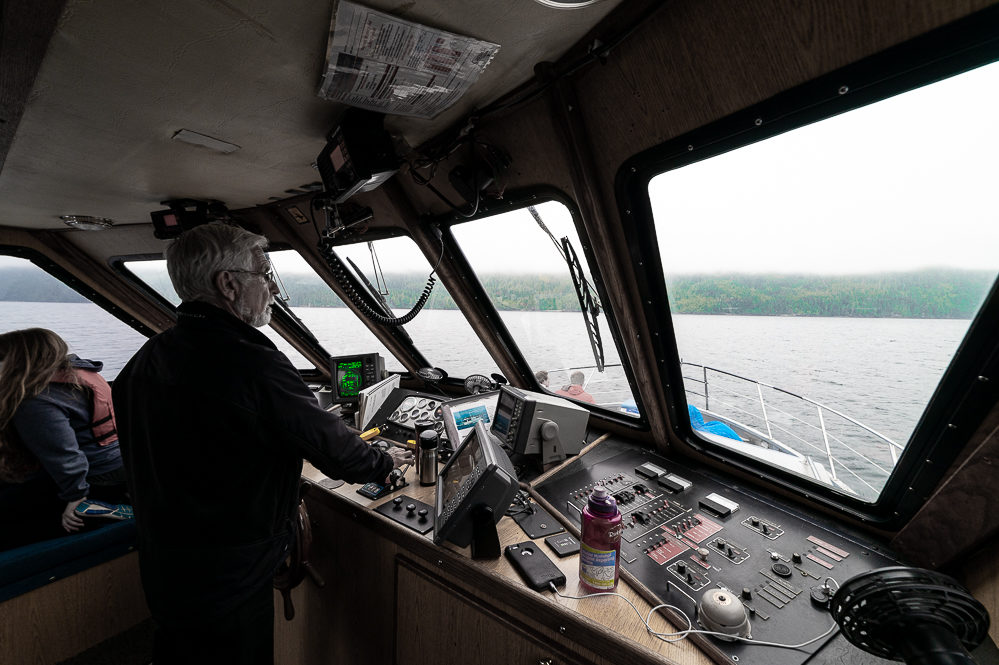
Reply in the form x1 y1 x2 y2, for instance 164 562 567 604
112 301 392 620
11 356 122 500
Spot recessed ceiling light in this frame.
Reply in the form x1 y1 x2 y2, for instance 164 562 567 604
532 0 607 8
59 215 114 231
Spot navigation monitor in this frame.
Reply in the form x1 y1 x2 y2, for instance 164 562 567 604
491 385 590 465
330 353 385 405
434 420 518 549
441 391 500 449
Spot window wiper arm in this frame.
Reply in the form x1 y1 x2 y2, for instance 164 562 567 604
562 237 605 372
527 205 604 372
346 255 395 319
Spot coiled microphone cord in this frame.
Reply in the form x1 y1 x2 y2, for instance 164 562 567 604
319 237 436 326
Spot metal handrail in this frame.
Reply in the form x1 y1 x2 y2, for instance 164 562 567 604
682 361 903 493
703 385 896 478
682 361 902 451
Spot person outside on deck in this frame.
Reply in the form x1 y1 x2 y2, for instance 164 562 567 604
535 370 549 388
113 222 412 665
556 370 595 404
0 328 130 551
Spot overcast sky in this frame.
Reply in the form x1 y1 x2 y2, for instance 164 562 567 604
649 60 999 275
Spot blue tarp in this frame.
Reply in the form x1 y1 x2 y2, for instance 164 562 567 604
688 405 742 441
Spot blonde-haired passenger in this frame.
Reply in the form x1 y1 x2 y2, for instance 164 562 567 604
0 328 129 550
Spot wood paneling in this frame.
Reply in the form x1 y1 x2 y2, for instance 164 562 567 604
0 552 149 665
397 559 596 665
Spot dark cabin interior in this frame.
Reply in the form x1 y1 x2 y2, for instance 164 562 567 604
2 1 998 664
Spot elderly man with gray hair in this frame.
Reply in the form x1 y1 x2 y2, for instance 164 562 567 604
113 222 411 665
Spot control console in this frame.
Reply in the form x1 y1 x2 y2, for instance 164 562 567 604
535 438 900 665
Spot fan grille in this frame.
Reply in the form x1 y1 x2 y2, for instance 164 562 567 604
830 567 989 660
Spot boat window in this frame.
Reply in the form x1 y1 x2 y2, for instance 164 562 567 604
450 200 640 416
647 61 999 502
331 235 500 378
0 255 148 380
123 250 409 371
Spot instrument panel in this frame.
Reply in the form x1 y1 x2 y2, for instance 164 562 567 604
535 438 900 665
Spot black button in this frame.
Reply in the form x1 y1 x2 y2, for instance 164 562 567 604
772 562 792 577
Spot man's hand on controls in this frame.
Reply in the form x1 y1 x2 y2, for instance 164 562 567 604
384 445 414 484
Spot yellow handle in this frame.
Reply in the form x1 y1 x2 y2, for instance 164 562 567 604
360 427 381 441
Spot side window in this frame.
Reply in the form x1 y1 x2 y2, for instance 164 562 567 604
647 61 999 501
0 256 148 379
450 200 640 415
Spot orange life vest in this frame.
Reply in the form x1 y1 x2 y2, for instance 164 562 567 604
52 368 118 446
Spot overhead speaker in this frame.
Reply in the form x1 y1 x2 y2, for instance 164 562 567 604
830 567 990 665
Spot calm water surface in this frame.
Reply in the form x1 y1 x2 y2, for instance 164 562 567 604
1 301 970 495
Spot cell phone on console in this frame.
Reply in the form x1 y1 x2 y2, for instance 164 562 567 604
504 541 566 592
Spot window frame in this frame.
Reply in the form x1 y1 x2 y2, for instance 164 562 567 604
110 237 434 378
615 6 999 527
438 186 649 430
2 245 156 338
110 249 340 377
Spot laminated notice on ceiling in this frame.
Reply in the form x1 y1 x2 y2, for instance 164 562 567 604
319 1 500 119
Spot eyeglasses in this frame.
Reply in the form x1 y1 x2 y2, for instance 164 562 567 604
225 267 274 282
223 264 290 303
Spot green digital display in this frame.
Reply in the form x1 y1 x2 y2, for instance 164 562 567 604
336 359 364 398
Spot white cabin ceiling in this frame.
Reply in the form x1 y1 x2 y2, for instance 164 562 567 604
0 0 621 231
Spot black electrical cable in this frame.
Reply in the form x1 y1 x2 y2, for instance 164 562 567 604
318 231 445 327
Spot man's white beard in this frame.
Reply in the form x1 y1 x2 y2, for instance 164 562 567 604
238 300 272 328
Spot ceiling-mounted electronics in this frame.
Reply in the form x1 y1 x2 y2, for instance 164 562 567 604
316 109 398 203
149 199 229 239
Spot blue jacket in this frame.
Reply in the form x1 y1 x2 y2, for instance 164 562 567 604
11 356 122 501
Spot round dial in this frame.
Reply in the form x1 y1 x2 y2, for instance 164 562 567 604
416 366 445 382
463 373 496 395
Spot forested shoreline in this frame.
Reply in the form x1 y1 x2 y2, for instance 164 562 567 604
1 266 992 319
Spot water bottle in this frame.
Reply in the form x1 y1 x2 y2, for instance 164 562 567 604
578 486 622 592
418 429 438 486
413 419 436 478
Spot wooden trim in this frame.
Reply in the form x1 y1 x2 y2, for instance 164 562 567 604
0 552 148 665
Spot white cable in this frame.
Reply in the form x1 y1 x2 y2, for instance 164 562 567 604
549 583 839 650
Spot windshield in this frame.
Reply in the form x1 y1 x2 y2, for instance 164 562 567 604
450 199 640 416
648 61 999 501
323 235 498 376
125 241 497 378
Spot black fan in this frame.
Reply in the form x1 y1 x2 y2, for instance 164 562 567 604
830 567 990 665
